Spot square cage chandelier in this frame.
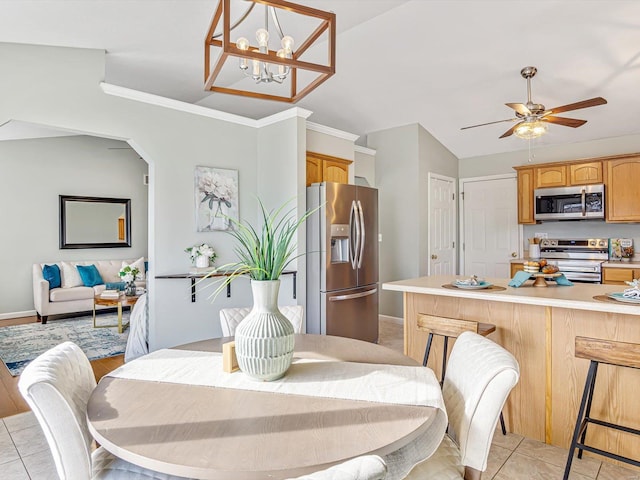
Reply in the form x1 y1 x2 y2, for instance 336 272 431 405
205 0 336 103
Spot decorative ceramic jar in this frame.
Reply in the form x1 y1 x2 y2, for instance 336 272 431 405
195 256 210 268
234 280 295 381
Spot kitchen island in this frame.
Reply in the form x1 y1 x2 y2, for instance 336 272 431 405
383 275 640 462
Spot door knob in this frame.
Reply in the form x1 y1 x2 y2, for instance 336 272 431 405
511 252 517 257
431 254 438 260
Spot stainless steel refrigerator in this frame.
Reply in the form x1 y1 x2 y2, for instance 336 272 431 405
306 182 379 343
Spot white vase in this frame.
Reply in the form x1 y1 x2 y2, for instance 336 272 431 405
195 256 209 268
234 279 295 381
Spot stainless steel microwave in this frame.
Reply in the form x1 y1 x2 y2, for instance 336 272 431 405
534 184 605 221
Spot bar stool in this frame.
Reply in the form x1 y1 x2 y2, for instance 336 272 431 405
418 314 507 436
563 336 640 479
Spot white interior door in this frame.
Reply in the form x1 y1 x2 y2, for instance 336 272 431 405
461 175 520 278
429 174 456 275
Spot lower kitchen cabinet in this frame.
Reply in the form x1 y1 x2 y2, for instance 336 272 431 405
510 262 525 278
602 267 640 285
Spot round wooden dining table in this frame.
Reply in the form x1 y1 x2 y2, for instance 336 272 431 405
87 334 444 480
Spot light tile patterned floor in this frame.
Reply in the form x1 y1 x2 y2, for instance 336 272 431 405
2 318 639 479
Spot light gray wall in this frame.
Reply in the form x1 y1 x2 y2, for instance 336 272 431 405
0 135 147 317
368 124 459 318
306 129 354 160
459 133 640 177
0 42 306 348
460 134 640 255
354 150 376 187
367 124 420 317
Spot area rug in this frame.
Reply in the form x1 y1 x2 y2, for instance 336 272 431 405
0 313 128 376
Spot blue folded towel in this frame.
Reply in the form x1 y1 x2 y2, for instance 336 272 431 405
508 271 532 287
553 274 573 286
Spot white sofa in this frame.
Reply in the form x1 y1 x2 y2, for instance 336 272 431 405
33 259 146 323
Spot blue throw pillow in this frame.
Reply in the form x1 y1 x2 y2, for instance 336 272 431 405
105 282 126 291
76 264 104 287
42 264 61 289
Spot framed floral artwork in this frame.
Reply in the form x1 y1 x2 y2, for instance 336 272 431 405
194 166 238 231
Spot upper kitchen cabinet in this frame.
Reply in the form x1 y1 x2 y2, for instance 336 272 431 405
533 161 602 188
569 161 602 185
306 151 352 186
536 165 567 188
605 156 640 222
517 167 535 224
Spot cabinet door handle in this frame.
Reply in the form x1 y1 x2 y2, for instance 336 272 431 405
431 254 438 260
512 252 518 257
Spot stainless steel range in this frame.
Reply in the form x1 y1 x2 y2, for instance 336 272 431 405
539 238 608 283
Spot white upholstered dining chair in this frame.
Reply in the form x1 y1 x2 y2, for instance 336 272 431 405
219 305 304 336
289 455 387 480
403 332 520 480
18 341 190 480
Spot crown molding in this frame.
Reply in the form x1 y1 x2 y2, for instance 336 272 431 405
354 145 376 156
100 83 311 129
255 107 313 127
306 121 359 142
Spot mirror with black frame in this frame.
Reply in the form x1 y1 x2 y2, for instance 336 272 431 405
59 195 131 249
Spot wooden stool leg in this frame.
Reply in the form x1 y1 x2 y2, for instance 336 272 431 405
564 360 598 480
422 333 434 367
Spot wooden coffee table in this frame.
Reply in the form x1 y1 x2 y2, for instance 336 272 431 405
93 293 139 334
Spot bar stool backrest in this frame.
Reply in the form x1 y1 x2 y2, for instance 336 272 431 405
417 314 479 337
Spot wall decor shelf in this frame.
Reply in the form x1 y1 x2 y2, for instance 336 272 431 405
156 270 297 302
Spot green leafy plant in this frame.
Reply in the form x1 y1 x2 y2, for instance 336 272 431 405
205 198 317 298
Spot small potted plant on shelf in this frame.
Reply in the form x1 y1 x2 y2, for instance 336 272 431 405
185 243 217 269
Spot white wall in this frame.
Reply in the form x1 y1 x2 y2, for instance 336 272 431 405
0 42 308 348
0 135 147 317
459 134 640 254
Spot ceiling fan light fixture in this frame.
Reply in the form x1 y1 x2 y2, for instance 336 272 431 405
514 120 548 139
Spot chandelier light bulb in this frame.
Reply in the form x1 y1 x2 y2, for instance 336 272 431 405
252 59 261 78
281 35 294 54
277 49 286 75
256 28 269 48
236 37 249 50
236 37 250 70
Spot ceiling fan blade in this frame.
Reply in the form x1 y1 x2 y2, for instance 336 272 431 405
505 103 531 116
461 118 516 130
499 124 519 139
542 116 587 128
544 97 607 115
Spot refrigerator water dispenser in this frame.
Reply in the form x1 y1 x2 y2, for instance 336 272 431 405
330 224 349 263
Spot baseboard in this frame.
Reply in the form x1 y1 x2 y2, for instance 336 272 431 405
379 314 403 325
0 310 36 320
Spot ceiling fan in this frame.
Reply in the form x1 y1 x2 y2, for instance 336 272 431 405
462 66 607 139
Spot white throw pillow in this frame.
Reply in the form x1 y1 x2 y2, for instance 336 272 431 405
121 257 145 281
60 262 83 288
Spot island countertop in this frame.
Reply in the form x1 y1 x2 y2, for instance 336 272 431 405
383 275 640 316
385 274 640 459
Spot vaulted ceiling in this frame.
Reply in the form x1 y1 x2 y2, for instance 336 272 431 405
2 0 639 158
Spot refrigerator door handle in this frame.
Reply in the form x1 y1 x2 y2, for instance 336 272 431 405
357 200 365 269
349 200 360 269
328 288 378 302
